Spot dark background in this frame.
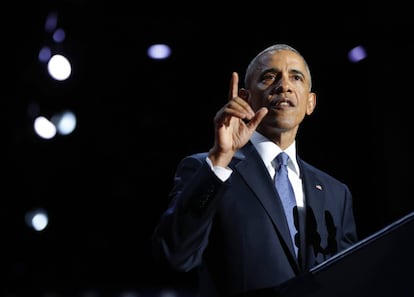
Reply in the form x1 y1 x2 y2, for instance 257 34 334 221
7 2 413 296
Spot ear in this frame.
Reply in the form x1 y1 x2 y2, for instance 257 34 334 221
238 88 250 101
306 92 316 115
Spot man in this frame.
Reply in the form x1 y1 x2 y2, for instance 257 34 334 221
152 43 358 297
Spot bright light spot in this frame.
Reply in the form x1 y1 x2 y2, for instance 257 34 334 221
25 209 49 232
45 11 58 32
348 45 367 63
47 54 71 81
32 213 48 231
53 28 66 43
34 116 57 139
39 46 51 63
51 110 77 135
147 44 171 60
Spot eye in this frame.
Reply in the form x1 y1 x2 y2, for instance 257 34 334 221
293 74 303 81
262 73 277 82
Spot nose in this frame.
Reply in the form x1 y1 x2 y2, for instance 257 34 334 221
274 73 292 94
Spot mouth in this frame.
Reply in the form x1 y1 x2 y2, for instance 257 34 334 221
270 98 294 109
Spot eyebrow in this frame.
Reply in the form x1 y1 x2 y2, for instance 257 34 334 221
263 67 305 77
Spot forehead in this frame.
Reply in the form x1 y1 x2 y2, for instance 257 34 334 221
257 50 307 72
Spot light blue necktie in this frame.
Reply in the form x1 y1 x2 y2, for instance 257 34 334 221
275 152 298 255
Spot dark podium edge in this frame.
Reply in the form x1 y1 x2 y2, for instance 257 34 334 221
276 210 414 297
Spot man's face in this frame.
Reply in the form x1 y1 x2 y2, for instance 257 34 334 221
247 50 316 134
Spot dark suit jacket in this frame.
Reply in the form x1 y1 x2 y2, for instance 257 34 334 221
152 141 358 297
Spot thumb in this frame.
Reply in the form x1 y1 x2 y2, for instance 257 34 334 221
246 107 268 129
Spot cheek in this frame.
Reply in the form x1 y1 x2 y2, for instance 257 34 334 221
247 90 267 107
248 101 262 112
251 98 271 112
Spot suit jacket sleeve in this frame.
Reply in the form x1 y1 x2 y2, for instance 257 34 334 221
152 153 226 272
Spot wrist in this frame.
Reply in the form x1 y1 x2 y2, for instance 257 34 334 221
208 147 234 167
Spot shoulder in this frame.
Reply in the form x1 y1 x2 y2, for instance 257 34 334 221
176 152 209 169
299 158 348 186
181 151 245 163
182 152 209 162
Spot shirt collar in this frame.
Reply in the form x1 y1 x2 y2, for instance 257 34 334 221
250 131 300 176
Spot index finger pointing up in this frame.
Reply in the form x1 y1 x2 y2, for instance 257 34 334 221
228 72 239 101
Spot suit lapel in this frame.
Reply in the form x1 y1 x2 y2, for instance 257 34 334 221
299 160 326 223
298 158 329 267
234 142 299 264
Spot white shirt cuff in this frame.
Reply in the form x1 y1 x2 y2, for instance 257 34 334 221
206 157 232 181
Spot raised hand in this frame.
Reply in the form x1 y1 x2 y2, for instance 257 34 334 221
208 72 268 167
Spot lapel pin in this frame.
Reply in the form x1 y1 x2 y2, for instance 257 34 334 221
315 185 323 190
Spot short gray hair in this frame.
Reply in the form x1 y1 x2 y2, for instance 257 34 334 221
244 44 312 91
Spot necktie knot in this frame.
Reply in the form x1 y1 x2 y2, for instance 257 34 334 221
277 152 289 167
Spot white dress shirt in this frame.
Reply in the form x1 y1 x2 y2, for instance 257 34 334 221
250 131 304 207
206 131 304 207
